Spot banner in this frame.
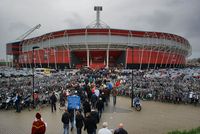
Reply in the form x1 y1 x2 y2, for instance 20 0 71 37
67 95 81 110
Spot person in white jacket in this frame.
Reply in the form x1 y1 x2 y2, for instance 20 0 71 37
98 122 112 134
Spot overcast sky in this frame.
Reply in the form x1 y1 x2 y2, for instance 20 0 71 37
0 0 200 60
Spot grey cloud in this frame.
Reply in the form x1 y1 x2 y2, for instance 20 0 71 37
8 22 30 36
164 0 183 7
64 13 85 29
183 9 200 38
0 0 200 59
133 10 172 31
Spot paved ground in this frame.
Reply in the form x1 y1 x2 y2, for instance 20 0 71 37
0 96 200 134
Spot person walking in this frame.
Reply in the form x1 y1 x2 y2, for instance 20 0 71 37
112 87 118 106
50 92 57 112
59 90 65 108
98 122 112 134
96 97 104 119
15 93 22 113
90 109 99 125
83 99 91 117
76 110 84 134
68 108 75 131
61 109 70 134
31 113 46 134
91 93 98 109
84 112 97 134
114 123 128 134
102 87 109 106
99 92 106 110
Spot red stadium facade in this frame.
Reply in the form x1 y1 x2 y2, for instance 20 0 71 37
6 28 191 69
6 7 191 69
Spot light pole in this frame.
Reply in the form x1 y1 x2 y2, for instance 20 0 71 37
131 46 134 107
32 46 39 108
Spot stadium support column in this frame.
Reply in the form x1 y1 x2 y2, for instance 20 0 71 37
87 49 90 67
160 34 166 68
177 49 182 68
154 46 161 69
165 34 173 68
147 45 153 69
165 47 172 68
179 50 184 68
37 49 42 68
23 53 28 68
28 52 31 68
47 39 50 68
154 33 160 69
6 54 8 67
139 45 144 70
54 47 57 69
66 33 71 69
68 46 71 68
47 34 52 68
11 56 13 68
106 49 109 68
62 47 65 68
85 29 89 68
106 29 111 69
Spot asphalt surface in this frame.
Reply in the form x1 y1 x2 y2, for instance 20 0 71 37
0 96 200 134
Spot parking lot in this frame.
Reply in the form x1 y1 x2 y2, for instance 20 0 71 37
0 96 200 134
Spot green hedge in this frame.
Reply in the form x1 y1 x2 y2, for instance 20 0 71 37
0 62 9 66
168 127 200 134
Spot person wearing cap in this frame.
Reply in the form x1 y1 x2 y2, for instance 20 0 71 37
31 113 46 134
98 122 112 134
114 123 128 134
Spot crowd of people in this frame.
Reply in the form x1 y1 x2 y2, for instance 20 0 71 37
57 67 128 134
1 66 200 133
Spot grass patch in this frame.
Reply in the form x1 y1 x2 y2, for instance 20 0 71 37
168 127 200 134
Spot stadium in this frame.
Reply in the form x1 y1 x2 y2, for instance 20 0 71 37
6 6 192 69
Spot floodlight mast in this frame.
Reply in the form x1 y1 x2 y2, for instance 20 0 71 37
87 6 109 29
94 6 102 28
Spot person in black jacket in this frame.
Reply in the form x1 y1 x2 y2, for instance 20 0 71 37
84 112 97 134
83 99 91 117
96 97 104 118
15 93 22 113
90 109 99 124
91 94 98 109
50 92 57 112
61 109 70 134
114 123 128 134
68 108 74 131
76 110 84 134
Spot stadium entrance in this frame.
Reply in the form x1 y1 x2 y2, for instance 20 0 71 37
71 50 126 69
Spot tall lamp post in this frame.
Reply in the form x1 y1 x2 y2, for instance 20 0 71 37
32 46 39 108
131 46 134 107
